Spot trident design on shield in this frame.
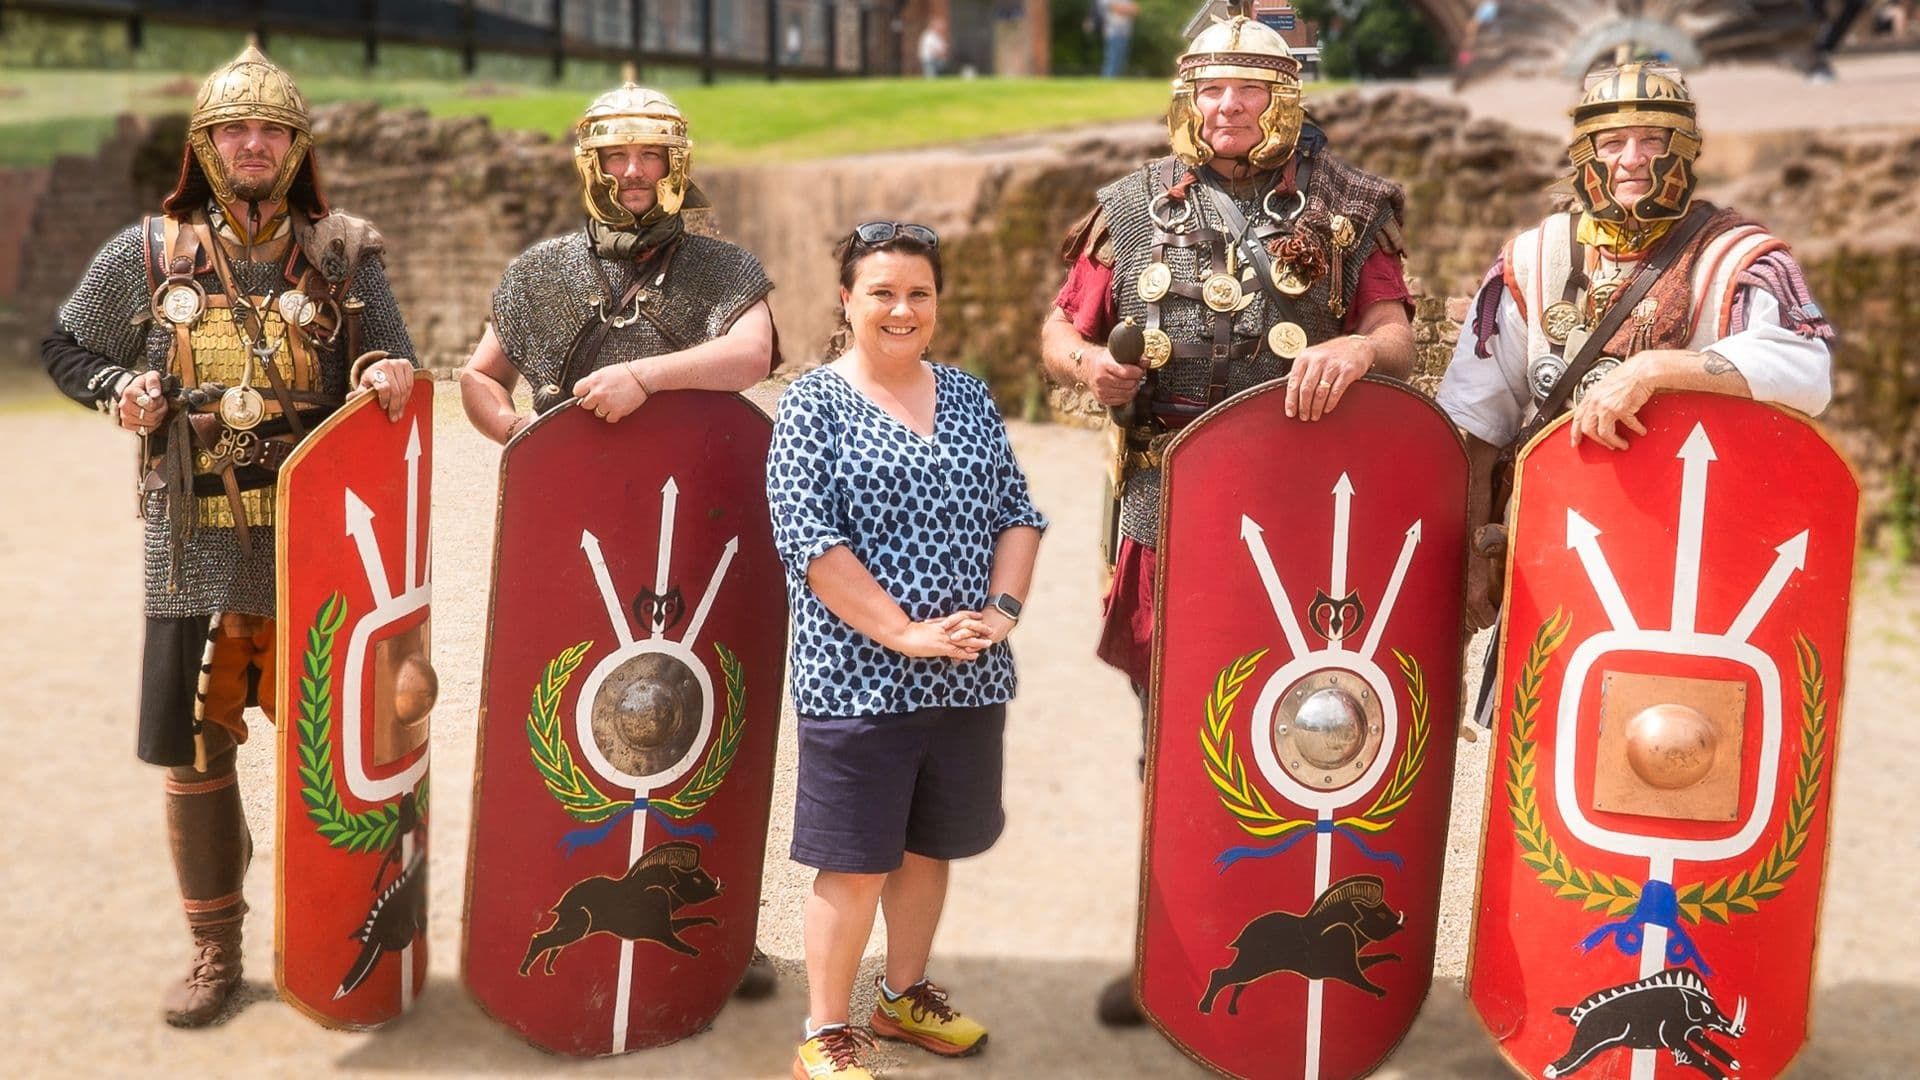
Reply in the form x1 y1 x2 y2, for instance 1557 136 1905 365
517 475 749 1055
1506 422 1833 1080
295 416 434 1008
1197 472 1432 1080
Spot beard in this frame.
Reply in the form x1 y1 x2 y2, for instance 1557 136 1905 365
226 164 279 202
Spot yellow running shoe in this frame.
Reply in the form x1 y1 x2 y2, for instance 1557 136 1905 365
792 1024 875 1079
869 977 989 1057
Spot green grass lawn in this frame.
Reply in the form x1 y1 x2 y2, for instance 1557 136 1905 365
0 69 1188 166
0 69 1346 168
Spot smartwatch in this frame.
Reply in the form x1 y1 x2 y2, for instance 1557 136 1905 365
985 593 1023 623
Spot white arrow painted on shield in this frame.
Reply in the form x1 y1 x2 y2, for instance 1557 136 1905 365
652 477 679 636
580 529 635 648
1242 514 1310 660
1670 424 1715 634
1568 509 1638 631
404 420 423 590
1302 809 1336 1080
610 792 653 1054
1328 474 1354 648
1359 520 1422 660
345 489 394 606
683 537 739 645
1725 530 1809 643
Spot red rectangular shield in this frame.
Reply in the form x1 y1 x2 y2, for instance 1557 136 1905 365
1143 378 1470 1079
275 381 435 1029
1468 393 1858 1079
462 392 786 1056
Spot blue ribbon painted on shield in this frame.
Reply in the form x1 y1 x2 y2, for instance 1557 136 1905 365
1215 819 1405 873
1578 879 1712 975
558 800 716 857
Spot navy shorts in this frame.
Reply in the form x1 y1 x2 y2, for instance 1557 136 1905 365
791 702 1007 874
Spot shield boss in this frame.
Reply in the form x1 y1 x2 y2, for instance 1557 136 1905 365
591 652 703 779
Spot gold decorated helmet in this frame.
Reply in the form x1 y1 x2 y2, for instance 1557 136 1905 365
574 82 693 229
183 41 314 207
1168 15 1304 169
1568 62 1702 223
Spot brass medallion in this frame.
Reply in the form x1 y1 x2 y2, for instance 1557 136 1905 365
1141 328 1173 369
1136 262 1172 303
1267 321 1307 360
1586 281 1620 320
1329 213 1356 252
219 385 266 431
277 290 316 327
159 284 204 326
1202 273 1244 313
1271 263 1311 296
1542 301 1581 345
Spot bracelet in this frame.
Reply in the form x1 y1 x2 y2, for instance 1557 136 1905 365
625 360 647 390
504 415 528 442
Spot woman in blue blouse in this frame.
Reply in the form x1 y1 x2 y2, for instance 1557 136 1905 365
767 223 1046 1079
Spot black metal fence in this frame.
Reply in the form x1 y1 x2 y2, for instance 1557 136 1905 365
5 0 903 80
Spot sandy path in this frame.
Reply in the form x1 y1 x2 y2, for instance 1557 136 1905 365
2 384 1915 1078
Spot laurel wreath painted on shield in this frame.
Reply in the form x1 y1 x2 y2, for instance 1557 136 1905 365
524 639 746 822
1201 646 1431 838
296 592 429 854
1506 610 1828 924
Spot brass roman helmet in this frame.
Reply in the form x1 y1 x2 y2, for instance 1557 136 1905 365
186 41 313 206
574 82 693 229
1168 15 1304 170
1568 62 1702 223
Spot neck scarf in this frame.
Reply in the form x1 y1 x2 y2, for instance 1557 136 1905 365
1578 213 1673 258
587 212 685 262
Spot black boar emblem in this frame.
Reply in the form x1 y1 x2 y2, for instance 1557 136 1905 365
1199 873 1405 1015
520 840 722 975
1544 967 1747 1078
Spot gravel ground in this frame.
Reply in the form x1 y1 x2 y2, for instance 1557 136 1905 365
2 380 1916 1078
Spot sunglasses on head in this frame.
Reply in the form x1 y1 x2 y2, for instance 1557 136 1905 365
850 221 940 249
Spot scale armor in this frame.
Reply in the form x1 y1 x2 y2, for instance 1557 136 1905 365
491 231 772 412
57 222 412 618
1098 149 1401 545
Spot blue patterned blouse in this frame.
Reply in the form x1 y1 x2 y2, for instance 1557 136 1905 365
767 363 1048 717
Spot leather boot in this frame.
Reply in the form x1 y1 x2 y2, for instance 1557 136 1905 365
162 725 251 1027
162 919 245 1027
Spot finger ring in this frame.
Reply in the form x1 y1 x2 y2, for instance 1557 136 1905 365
369 370 388 385
595 408 608 418
1321 380 1334 390
135 391 153 408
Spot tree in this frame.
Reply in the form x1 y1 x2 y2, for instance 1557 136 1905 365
1295 0 1446 79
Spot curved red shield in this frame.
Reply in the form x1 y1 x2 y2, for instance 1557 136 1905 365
1141 378 1469 1079
275 382 435 1029
462 393 786 1056
1468 394 1857 1079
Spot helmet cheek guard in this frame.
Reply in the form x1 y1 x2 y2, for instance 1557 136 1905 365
1247 83 1304 169
1168 83 1213 168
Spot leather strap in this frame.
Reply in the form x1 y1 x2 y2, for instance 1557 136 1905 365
1529 206 1715 432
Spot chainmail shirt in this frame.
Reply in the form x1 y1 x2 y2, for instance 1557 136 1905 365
1097 148 1402 545
57 220 414 618
491 230 774 412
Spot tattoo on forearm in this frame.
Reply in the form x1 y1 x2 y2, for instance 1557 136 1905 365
1702 352 1736 376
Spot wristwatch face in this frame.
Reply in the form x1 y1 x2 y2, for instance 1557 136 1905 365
990 593 1023 620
